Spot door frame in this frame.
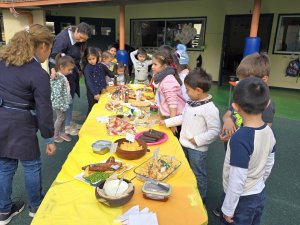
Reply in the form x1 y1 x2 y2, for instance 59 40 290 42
80 17 116 50
0 14 4 44
218 13 274 85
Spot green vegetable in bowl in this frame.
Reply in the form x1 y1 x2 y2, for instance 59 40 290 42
84 171 112 184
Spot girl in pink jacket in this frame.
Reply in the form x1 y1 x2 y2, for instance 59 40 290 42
152 50 185 137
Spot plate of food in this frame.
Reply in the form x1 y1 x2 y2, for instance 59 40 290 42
77 156 120 186
105 100 122 112
135 129 168 146
76 171 113 186
106 117 136 136
134 155 181 181
127 86 154 101
76 156 133 186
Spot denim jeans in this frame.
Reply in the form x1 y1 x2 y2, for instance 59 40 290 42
182 147 207 201
0 157 43 213
65 103 73 126
220 190 266 225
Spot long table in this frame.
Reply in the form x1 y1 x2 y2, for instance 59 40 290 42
31 88 208 225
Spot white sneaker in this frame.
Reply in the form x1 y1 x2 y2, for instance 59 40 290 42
71 122 82 130
0 201 25 224
54 136 64 143
29 206 38 218
60 133 72 142
65 126 78 136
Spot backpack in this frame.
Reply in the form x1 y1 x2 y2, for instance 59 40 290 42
286 58 300 77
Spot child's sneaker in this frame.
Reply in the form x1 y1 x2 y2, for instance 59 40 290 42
212 208 221 217
0 200 25 225
28 206 39 218
65 126 78 136
60 133 71 142
71 122 82 130
54 136 64 143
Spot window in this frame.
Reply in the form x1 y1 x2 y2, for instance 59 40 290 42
101 27 112 36
46 22 55 34
60 22 73 32
274 14 300 54
130 17 206 51
46 16 76 35
90 25 96 36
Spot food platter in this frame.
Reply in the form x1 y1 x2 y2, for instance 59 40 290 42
75 156 133 186
135 130 168 146
128 85 154 100
106 117 136 136
105 100 122 112
134 155 181 181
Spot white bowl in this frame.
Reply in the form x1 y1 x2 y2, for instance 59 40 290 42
103 179 129 197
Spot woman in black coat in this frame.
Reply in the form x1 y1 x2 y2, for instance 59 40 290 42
0 24 56 223
49 22 92 135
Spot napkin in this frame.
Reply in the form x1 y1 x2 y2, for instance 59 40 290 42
114 205 140 222
128 212 158 225
121 207 150 225
114 205 156 224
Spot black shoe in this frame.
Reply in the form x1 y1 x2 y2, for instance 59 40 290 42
212 207 221 217
29 207 39 218
0 200 25 225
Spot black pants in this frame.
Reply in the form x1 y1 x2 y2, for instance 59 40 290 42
224 141 228 151
174 125 182 140
67 70 80 98
86 90 98 116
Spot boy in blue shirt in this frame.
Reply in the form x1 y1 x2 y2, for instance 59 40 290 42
220 77 276 225
213 52 276 218
220 52 275 141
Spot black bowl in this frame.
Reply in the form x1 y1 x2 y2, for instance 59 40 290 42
95 179 135 207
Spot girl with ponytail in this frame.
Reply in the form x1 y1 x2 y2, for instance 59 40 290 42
151 50 185 138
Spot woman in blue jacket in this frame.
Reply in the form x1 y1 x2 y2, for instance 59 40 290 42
0 24 56 224
49 22 92 135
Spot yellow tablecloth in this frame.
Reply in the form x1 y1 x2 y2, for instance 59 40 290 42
31 88 208 225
